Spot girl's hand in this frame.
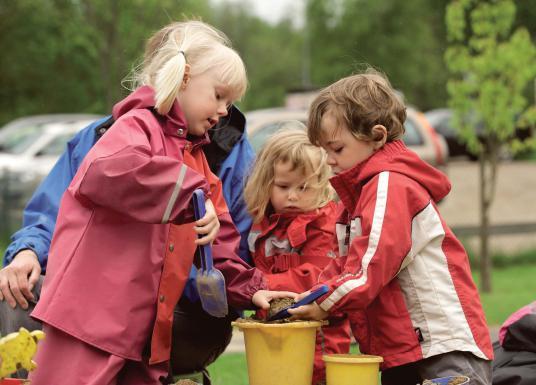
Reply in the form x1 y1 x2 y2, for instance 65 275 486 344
288 302 329 321
194 199 220 245
252 290 298 310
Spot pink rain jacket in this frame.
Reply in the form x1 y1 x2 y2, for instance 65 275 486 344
32 86 266 364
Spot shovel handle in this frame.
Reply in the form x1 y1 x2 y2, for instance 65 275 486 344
192 189 214 270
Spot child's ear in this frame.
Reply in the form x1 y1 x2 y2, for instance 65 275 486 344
181 64 191 90
371 125 387 149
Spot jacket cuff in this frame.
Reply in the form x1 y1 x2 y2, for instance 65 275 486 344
228 269 268 310
3 239 47 269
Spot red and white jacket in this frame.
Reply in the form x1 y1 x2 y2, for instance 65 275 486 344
315 140 493 369
249 202 351 382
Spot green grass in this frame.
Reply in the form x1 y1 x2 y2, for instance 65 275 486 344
474 263 536 325
208 352 249 385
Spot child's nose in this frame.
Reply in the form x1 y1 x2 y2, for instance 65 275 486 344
217 103 229 116
288 189 298 200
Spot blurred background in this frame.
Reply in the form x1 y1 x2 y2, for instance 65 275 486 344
1 2 536 382
1 0 533 122
0 0 535 313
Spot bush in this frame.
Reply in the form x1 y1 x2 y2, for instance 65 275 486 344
466 247 536 269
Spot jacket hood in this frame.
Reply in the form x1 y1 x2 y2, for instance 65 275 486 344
112 86 188 135
331 140 450 207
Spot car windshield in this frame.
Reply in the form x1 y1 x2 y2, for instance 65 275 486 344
38 133 73 156
0 124 44 154
250 122 286 153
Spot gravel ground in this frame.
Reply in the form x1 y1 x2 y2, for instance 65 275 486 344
441 160 536 253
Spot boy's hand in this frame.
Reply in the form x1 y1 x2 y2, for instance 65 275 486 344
194 199 220 245
288 302 329 321
0 249 41 309
252 290 298 310
287 289 329 320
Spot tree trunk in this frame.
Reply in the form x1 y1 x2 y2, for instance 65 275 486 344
478 143 498 293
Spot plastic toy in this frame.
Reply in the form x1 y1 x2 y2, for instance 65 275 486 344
0 328 45 379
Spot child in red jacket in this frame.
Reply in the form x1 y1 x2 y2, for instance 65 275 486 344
289 70 493 385
244 126 351 385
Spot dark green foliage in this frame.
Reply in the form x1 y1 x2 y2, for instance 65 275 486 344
0 0 533 125
0 0 212 124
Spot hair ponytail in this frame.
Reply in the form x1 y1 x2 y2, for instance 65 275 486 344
154 50 186 115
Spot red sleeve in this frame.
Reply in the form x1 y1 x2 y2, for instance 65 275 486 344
71 114 208 224
318 172 430 314
212 212 268 309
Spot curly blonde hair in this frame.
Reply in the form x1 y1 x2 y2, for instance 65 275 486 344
244 123 334 223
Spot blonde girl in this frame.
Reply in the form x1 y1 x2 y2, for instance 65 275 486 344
29 20 293 385
244 125 351 385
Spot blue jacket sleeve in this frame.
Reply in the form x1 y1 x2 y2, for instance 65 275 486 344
218 133 255 265
2 118 107 271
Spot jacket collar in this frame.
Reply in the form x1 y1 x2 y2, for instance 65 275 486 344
112 85 210 145
258 202 335 248
329 140 451 211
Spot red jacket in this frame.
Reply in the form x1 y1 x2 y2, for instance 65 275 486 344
32 86 266 364
315 140 493 369
249 201 351 382
248 201 341 292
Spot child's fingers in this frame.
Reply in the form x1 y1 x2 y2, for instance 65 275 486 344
194 228 218 245
194 234 213 246
194 222 219 245
194 223 220 244
287 305 312 320
255 296 271 309
269 291 299 301
295 290 311 302
195 212 216 226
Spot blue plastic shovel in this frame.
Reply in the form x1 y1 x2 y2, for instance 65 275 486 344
192 189 228 318
267 285 329 321
423 376 469 385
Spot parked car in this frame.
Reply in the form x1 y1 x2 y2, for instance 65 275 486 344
425 108 533 160
246 107 448 169
0 114 103 185
424 108 476 159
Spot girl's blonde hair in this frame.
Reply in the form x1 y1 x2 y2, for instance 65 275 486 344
132 20 247 115
244 123 334 223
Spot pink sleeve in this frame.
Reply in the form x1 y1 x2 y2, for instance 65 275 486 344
71 115 209 224
499 301 536 345
212 213 268 310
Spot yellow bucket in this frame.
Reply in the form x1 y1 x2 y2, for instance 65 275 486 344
233 321 321 385
323 354 383 385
